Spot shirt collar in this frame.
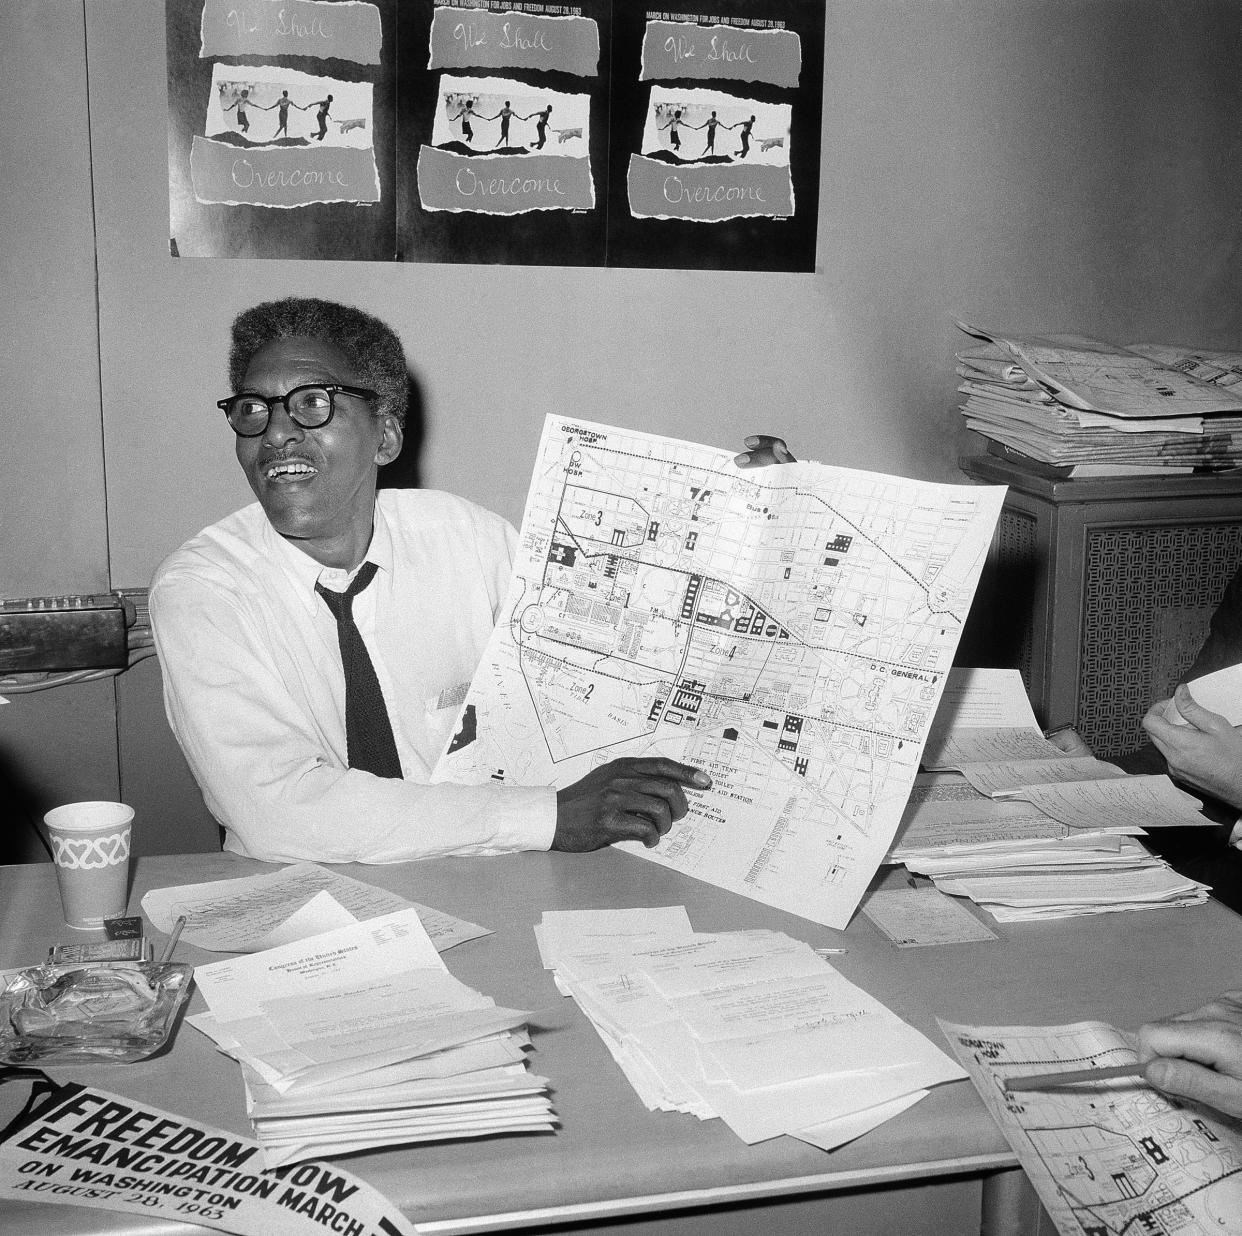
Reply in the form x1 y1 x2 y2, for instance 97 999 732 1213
258 499 392 616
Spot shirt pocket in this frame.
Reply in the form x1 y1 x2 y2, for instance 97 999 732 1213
425 682 473 755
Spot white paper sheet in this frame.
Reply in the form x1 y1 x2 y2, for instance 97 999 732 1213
143 861 491 952
791 1089 927 1152
924 667 1040 749
1014 774 1213 831
536 905 695 967
860 887 999 946
922 726 1067 770
1171 661 1242 726
191 909 535 1090
540 910 964 1143
962 756 1127 797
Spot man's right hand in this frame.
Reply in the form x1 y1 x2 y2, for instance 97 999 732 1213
1138 990 1242 1118
553 757 712 852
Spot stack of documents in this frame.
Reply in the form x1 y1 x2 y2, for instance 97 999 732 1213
892 670 1213 919
535 906 964 1151
187 908 555 1167
955 320 1242 474
892 783 1209 920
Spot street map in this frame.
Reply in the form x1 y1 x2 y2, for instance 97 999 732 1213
433 418 1004 928
942 1018 1242 1236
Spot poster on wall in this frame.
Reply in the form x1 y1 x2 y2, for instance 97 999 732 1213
607 0 821 270
167 0 398 258
395 0 613 265
166 0 822 269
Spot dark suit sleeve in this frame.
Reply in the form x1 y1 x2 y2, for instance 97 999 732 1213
1186 564 1242 681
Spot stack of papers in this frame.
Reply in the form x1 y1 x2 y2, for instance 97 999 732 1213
955 320 1242 474
535 906 964 1151
893 670 1213 919
189 909 555 1167
891 774 1208 920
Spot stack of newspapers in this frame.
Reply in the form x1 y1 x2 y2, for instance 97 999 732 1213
536 906 964 1150
188 907 555 1167
955 320 1242 476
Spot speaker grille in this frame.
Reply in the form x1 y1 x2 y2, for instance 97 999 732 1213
1079 524 1242 756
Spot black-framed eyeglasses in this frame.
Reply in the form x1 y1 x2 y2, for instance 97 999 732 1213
217 383 377 437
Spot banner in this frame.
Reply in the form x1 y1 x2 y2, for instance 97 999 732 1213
0 1074 418 1236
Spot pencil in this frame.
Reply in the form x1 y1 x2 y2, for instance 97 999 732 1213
1003 1062 1146 1092
158 914 187 965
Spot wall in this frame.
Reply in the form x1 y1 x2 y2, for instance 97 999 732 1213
0 3 121 861
4 0 1242 860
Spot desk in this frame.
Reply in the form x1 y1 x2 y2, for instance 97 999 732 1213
3 850 1240 1236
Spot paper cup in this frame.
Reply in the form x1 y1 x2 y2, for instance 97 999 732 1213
44 801 134 931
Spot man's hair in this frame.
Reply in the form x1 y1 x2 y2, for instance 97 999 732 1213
228 297 409 427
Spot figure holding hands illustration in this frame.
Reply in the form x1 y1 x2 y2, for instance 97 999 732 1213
523 103 553 150
264 90 300 139
306 94 333 141
730 115 757 159
222 87 251 133
696 110 721 155
659 108 684 152
452 97 478 145
482 101 516 147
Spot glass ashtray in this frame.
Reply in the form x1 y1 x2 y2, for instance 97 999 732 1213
0 962 193 1065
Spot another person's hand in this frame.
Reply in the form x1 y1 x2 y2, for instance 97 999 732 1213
1138 990 1242 1118
1045 726 1093 757
553 757 711 851
1141 684 1242 809
734 435 796 468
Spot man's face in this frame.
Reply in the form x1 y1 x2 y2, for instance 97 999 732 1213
234 335 401 564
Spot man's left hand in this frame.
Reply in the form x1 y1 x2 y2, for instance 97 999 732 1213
1142 683 1242 809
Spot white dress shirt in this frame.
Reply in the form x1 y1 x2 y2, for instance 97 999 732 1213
149 489 556 862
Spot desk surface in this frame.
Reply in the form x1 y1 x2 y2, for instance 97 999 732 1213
2 850 1240 1235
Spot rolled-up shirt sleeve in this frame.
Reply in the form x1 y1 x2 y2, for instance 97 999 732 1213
149 495 557 863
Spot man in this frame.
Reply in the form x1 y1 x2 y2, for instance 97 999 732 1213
732 115 756 159
310 94 333 141
525 103 552 150
151 298 793 864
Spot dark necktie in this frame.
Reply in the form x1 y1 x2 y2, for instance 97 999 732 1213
315 561 403 779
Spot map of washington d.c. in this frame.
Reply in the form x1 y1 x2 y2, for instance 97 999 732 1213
433 418 1005 927
942 1019 1242 1236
